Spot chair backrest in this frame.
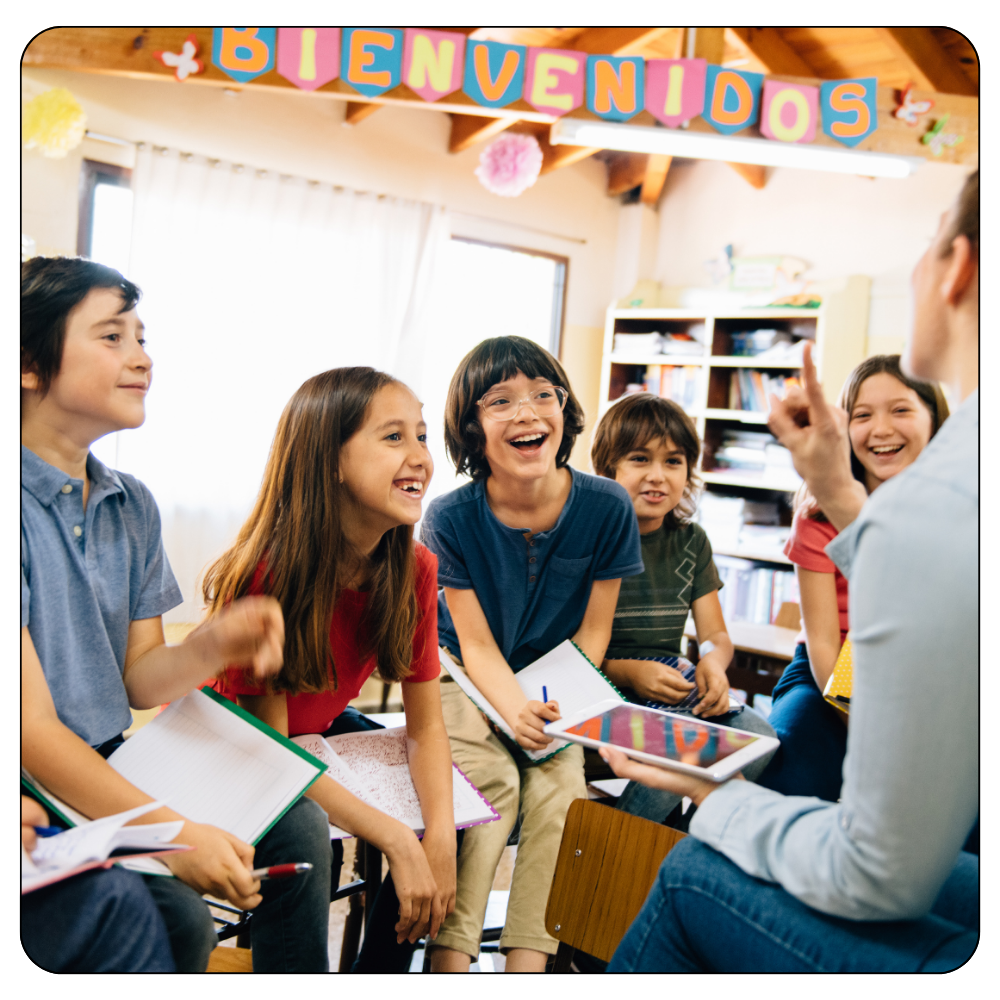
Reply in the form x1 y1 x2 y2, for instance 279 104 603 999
545 798 686 963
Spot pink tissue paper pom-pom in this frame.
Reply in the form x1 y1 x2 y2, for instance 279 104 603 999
475 133 544 197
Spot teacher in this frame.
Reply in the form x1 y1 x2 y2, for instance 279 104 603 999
604 170 979 974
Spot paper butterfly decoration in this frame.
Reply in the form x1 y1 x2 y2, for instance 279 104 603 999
921 115 964 157
155 35 205 82
894 86 933 126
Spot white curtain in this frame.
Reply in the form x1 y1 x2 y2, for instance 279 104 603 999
98 145 448 622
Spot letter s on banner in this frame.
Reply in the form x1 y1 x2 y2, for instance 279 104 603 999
820 78 878 147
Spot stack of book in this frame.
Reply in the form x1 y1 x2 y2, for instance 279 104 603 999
646 364 699 408
711 429 800 485
714 555 800 626
728 370 801 412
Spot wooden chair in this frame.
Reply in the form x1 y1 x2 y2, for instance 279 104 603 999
545 798 686 970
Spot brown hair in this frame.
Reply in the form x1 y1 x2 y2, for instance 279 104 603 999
591 393 702 528
443 336 585 481
798 354 950 519
940 169 978 257
202 368 419 692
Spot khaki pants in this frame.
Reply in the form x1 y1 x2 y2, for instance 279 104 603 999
435 670 586 958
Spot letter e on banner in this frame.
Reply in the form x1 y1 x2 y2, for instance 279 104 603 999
645 59 706 127
820 78 878 147
761 79 818 143
403 28 465 101
462 40 526 108
277 28 340 90
525 48 584 115
703 65 763 135
213 28 276 84
586 55 644 122
341 28 403 98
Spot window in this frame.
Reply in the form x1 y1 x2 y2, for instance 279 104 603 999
77 159 133 275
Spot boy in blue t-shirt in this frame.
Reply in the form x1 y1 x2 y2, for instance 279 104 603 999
20 257 331 972
420 336 643 971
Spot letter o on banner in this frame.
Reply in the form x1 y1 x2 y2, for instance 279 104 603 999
820 78 878 147
213 28 276 84
761 79 818 143
703 65 763 135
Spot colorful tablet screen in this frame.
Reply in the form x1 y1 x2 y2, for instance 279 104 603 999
566 705 758 767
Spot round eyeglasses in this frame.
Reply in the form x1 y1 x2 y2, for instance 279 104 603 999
477 386 568 422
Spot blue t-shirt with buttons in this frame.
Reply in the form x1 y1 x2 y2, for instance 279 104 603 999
421 468 643 672
21 445 183 746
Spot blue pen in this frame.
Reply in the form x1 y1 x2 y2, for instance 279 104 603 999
33 826 64 838
542 686 548 704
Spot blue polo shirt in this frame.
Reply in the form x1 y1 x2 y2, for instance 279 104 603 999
421 468 643 671
21 446 183 746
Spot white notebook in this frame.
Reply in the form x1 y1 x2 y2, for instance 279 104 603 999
439 639 626 762
291 727 499 839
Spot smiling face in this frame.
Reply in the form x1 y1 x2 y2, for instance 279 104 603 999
338 381 433 546
22 287 151 443
479 371 565 483
613 435 690 534
848 372 933 492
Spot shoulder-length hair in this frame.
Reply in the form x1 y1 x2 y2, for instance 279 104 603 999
591 393 703 527
797 354 950 520
202 367 419 692
443 336 585 481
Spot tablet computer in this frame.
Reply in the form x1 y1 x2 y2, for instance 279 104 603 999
544 699 779 781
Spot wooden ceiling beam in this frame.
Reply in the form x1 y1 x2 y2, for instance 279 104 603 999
343 101 381 126
606 152 650 195
539 136 601 175
570 27 673 56
727 162 768 190
448 113 516 153
874 28 977 96
640 154 672 205
725 27 815 76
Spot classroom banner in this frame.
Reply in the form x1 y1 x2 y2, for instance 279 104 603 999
586 55 644 122
213 28 276 84
341 28 403 98
276 28 340 90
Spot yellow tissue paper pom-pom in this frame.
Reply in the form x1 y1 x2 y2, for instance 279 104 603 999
23 88 87 158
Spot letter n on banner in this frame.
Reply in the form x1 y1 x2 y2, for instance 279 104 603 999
213 28 276 84
586 55 643 122
645 58 706 127
703 66 763 135
341 28 403 98
462 40 525 109
403 28 465 101
760 79 818 143
525 48 585 115
277 28 340 90
820 78 878 147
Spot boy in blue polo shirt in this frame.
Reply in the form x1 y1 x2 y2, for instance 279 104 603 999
420 336 643 972
20 257 331 972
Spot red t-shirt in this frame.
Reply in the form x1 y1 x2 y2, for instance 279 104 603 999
212 543 440 735
783 507 849 644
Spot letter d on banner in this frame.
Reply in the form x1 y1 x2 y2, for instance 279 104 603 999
703 65 763 135
213 28 276 84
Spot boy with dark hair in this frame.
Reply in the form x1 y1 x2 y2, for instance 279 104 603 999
21 256 332 972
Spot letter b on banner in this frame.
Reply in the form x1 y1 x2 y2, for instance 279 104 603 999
213 28 276 83
821 78 878 147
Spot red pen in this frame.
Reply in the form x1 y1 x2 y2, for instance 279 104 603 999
250 863 313 881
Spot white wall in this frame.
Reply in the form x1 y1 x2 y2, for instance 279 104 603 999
653 158 970 356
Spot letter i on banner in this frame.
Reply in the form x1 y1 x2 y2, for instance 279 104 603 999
403 28 465 101
213 28 276 84
276 28 340 90
341 28 403 98
645 58 706 127
525 48 585 115
703 65 764 134
820 78 878 147
462 39 526 109
760 79 818 143
586 55 644 122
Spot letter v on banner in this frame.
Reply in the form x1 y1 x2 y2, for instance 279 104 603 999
462 39 526 109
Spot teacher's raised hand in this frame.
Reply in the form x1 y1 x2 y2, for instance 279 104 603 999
767 342 868 531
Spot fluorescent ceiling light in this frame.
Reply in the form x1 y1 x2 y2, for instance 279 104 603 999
551 118 924 179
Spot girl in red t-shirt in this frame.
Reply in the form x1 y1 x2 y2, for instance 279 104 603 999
758 355 949 800
203 367 455 972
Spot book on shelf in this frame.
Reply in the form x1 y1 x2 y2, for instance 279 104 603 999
728 371 801 412
659 365 700 409
714 555 799 627
711 429 800 485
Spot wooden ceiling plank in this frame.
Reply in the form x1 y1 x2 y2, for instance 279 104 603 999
537 132 601 175
691 27 726 65
606 152 649 195
727 27 815 76
570 27 672 56
343 101 381 126
448 113 516 153
727 162 768 189
640 154 672 205
875 27 978 96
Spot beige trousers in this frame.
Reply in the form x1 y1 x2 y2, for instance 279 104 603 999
434 670 587 958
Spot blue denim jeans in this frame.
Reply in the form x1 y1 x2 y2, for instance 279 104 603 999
615 705 777 825
608 838 979 973
22 866 175 972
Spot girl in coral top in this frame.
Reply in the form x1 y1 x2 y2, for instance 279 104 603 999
757 355 949 801
205 367 455 972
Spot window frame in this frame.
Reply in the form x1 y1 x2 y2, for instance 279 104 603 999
77 159 132 258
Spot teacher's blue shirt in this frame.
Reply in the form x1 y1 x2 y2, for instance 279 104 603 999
421 468 643 671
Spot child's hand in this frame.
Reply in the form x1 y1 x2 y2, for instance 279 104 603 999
615 659 696 705
194 596 285 679
692 660 731 717
163 820 262 909
420 826 457 938
514 700 561 750
384 829 440 944
21 796 48 851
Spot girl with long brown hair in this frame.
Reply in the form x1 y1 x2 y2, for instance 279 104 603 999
204 367 456 972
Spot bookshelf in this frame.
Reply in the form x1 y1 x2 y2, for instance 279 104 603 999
597 276 870 571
